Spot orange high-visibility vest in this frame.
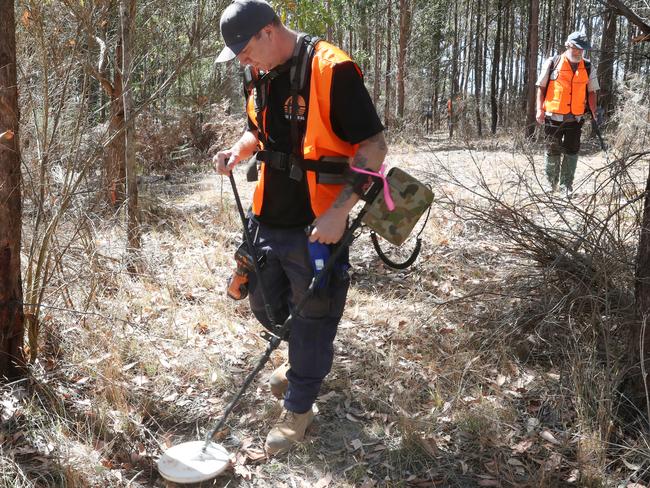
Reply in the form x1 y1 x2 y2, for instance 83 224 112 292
543 55 589 116
247 40 360 218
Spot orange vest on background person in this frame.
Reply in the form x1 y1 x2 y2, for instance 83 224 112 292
247 40 360 218
543 54 589 116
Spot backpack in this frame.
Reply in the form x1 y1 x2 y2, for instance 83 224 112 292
242 34 319 155
241 34 324 182
546 54 591 83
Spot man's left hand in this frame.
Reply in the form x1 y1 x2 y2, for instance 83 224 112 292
309 210 348 244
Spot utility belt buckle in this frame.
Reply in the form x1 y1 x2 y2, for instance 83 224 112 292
261 151 304 181
288 155 304 181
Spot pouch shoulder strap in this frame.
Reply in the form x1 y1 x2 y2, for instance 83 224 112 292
289 34 320 158
546 54 561 81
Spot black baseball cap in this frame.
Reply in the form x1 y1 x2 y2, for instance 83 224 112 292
566 31 591 50
215 0 277 63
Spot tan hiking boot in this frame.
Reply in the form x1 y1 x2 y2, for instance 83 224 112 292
269 362 290 400
265 407 315 455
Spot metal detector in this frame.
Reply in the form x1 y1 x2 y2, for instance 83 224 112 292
157 171 381 484
589 108 607 152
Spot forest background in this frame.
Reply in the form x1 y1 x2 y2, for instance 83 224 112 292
1 0 650 486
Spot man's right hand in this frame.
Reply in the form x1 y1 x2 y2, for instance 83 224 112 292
536 109 545 125
214 149 241 175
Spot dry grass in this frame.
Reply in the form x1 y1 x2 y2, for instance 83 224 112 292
4 106 650 486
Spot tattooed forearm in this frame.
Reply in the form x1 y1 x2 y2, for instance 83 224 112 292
351 132 387 169
351 153 369 169
332 185 356 208
331 131 388 210
368 131 388 152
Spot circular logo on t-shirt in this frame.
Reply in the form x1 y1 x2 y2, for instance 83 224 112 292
283 95 307 121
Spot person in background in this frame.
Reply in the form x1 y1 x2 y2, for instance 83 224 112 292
213 0 387 455
536 31 599 196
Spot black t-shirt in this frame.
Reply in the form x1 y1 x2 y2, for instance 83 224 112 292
247 59 384 228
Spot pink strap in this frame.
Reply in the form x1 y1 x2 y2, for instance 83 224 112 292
349 164 395 211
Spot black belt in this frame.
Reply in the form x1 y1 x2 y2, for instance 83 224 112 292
255 150 349 184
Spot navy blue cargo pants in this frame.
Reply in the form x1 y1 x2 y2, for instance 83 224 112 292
246 217 350 414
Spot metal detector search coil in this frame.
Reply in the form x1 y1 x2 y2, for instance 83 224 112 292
157 441 230 483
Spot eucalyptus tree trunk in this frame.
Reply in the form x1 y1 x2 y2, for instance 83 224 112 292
543 0 553 57
506 7 515 125
499 0 510 126
347 3 353 54
105 37 126 207
632 165 650 420
560 0 571 44
449 3 460 139
598 7 618 118
605 0 650 38
384 0 393 128
491 0 502 134
397 0 411 119
120 0 141 272
430 22 442 130
461 1 473 97
326 0 332 41
481 0 489 100
373 7 382 106
0 0 25 379
360 3 369 75
474 0 483 137
624 22 634 78
525 0 539 138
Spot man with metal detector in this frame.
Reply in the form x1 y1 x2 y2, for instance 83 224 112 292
213 0 387 455
536 31 600 197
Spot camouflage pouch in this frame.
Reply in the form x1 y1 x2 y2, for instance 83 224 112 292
361 167 434 246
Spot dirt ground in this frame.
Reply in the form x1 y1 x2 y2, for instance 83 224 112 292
128 132 626 487
6 129 647 488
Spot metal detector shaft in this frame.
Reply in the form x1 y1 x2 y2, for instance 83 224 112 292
589 109 607 152
228 172 277 326
203 333 282 445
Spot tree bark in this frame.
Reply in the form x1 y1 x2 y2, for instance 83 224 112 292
632 159 650 418
461 0 473 98
543 0 553 57
474 0 483 137
397 0 411 119
506 7 515 125
525 0 539 138
384 0 392 128
326 0 333 42
0 0 25 379
598 7 618 118
560 0 571 43
499 0 510 126
491 0 503 135
449 3 460 139
360 3 369 75
372 7 382 106
481 1 489 101
121 0 141 271
430 19 442 131
606 0 650 36
106 37 126 207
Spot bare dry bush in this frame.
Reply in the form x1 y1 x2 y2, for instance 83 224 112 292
17 0 115 365
136 101 243 173
428 133 650 483
612 75 650 154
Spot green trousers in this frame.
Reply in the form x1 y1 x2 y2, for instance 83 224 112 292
545 153 578 190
